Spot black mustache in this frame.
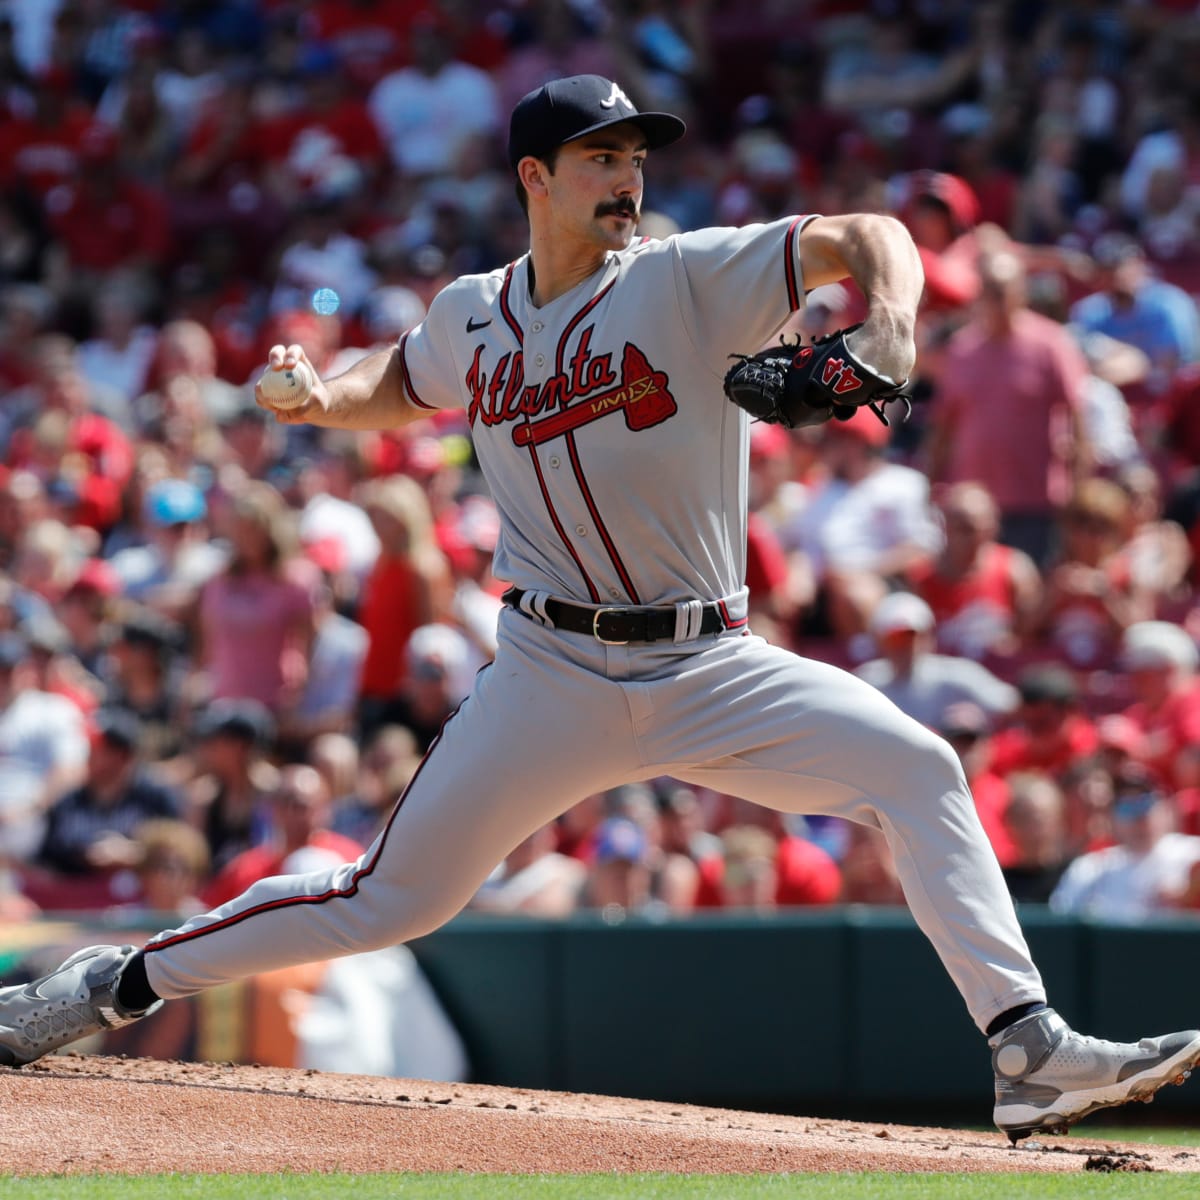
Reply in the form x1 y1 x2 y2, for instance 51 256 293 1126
596 201 639 220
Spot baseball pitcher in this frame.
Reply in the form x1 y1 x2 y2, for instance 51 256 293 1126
3 75 1197 1143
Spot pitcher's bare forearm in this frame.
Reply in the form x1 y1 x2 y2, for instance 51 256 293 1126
259 344 426 431
317 347 425 431
798 214 924 382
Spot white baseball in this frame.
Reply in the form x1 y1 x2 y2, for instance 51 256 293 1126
258 361 314 409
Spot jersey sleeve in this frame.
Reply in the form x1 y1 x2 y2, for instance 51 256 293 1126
395 284 470 412
669 215 819 375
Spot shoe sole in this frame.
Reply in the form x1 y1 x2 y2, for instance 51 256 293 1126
998 1035 1200 1142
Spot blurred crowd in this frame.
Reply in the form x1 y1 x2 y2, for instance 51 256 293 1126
2 0 1200 928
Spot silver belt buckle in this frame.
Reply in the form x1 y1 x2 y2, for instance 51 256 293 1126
592 607 631 644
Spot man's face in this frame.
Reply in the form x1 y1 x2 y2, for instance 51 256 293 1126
541 125 646 252
1112 791 1169 854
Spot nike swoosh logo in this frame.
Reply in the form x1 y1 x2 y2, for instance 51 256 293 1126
466 317 492 333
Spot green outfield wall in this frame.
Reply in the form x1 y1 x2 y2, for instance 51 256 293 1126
408 907 1200 1122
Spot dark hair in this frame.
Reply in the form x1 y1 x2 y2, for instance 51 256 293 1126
1017 664 1078 707
514 144 561 215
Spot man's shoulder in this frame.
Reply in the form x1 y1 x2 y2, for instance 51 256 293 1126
432 266 512 309
322 612 370 650
854 658 893 687
124 779 181 819
6 688 86 729
1157 832 1200 860
312 829 365 860
1070 843 1126 876
1069 291 1112 326
1015 307 1075 346
945 321 988 358
859 460 929 499
1142 277 1195 311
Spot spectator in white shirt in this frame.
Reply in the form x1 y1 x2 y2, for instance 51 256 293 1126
793 410 941 644
0 632 90 862
368 15 500 179
1050 766 1200 923
856 591 1020 730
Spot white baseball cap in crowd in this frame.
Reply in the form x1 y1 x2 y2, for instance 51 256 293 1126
870 592 935 638
1120 621 1199 672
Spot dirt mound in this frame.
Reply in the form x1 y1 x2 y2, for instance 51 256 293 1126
2 1056 1196 1175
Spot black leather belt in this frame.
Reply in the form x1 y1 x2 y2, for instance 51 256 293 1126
503 586 728 644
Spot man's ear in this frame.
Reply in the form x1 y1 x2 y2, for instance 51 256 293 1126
518 156 550 200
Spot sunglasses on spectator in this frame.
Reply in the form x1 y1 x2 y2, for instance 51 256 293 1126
1113 791 1161 821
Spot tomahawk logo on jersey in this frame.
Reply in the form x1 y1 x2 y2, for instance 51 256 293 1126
464 330 677 444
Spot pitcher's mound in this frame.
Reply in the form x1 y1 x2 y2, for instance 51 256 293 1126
1 1055 1194 1175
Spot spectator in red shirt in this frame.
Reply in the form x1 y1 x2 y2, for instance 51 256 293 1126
1001 772 1073 905
357 475 453 728
1035 477 1146 670
989 664 1100 782
197 480 317 715
838 822 905 906
307 0 418 87
0 70 93 200
168 65 280 273
43 122 171 277
909 481 1042 662
695 800 840 909
1118 620 1200 790
901 170 984 312
1164 364 1200 478
938 701 1017 868
713 824 784 910
257 46 387 208
745 510 796 639
925 249 1091 568
202 764 363 909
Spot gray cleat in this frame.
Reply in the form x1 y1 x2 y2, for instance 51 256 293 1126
993 1008 1200 1143
0 944 161 1067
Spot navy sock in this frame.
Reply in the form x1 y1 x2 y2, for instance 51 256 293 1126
987 1002 1048 1039
115 951 160 1013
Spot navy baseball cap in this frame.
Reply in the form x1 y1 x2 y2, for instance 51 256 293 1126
507 74 685 170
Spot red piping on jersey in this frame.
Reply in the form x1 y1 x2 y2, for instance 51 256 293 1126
504 264 601 600
563 432 639 603
141 687 479 955
499 263 524 342
555 280 641 603
398 331 435 410
718 599 749 630
784 216 806 312
524 424 601 602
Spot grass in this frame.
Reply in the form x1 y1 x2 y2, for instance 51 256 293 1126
4 1123 1197 1198
1077 1126 1200 1148
2 1174 1200 1200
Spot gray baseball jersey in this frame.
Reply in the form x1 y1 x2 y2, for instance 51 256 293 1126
142 217 1045 1037
399 216 815 608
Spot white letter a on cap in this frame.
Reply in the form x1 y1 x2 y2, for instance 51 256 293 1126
599 82 633 110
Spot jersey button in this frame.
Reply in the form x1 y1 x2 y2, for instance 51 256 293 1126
608 589 621 599
548 455 560 468
532 321 544 332
535 354 546 366
575 524 587 536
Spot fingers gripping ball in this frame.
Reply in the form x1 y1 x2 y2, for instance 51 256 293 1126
722 324 912 430
258 361 314 410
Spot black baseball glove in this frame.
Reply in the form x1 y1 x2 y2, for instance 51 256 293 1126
723 324 913 430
